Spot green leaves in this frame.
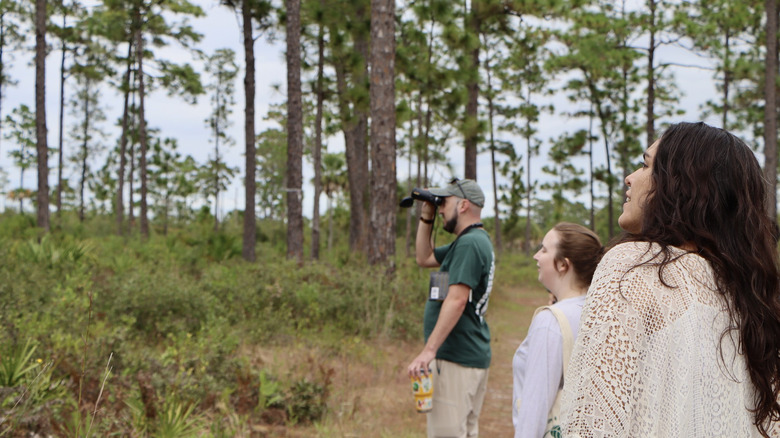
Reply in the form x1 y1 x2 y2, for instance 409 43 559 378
0 339 38 388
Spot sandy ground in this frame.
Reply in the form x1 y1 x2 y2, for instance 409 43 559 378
261 275 780 438
260 282 547 438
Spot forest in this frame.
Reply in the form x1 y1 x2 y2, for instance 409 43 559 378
2 0 780 435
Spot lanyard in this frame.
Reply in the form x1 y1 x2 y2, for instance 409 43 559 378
448 222 484 253
457 222 484 239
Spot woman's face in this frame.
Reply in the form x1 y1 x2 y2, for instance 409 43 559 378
619 140 659 234
534 229 562 292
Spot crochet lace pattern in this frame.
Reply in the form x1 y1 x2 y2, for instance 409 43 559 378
561 241 779 437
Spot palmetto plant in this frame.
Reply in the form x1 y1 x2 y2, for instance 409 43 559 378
156 399 201 437
0 339 38 387
126 396 201 438
15 235 94 269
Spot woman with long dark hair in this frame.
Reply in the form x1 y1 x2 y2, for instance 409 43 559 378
561 122 780 436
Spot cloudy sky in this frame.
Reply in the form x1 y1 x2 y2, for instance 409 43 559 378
4 0 723 218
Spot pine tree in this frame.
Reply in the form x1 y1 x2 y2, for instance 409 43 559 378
222 0 273 261
35 0 49 230
285 0 304 262
765 0 778 219
203 48 239 232
367 0 396 266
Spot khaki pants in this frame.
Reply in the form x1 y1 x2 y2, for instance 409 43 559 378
427 359 489 438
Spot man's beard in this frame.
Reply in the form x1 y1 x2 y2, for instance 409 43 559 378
443 211 458 234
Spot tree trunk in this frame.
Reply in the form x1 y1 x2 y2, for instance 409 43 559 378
163 196 169 235
524 128 532 255
242 0 257 262
352 3 370 254
285 0 304 263
117 42 133 235
311 3 325 261
79 78 90 222
331 21 368 254
589 102 595 230
56 13 66 217
214 114 220 232
765 0 778 220
18 153 23 213
646 0 656 148
464 1 480 180
723 31 730 130
405 95 421 257
129 96 136 231
35 0 49 231
589 78 614 238
368 0 396 266
405 126 413 256
484 45 501 253
135 16 149 239
0 12 6 162
327 194 334 251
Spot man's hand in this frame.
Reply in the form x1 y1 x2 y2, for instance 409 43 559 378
407 348 435 378
419 198 437 221
416 198 440 267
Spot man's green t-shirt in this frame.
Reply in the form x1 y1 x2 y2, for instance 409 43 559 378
423 228 495 369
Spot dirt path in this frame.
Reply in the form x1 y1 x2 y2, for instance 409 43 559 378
478 284 548 437
282 280 547 437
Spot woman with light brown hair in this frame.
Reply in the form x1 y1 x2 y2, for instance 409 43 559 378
512 222 603 438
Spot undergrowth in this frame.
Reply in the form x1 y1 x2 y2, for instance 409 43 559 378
0 212 438 435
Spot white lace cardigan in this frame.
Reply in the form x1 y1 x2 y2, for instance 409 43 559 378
561 241 779 437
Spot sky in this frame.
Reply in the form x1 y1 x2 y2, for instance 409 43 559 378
3 0 724 219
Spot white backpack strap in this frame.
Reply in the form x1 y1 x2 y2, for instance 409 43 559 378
533 305 574 380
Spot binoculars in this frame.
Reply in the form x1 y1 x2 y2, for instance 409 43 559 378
399 188 444 208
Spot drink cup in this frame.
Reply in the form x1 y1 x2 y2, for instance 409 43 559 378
410 371 433 413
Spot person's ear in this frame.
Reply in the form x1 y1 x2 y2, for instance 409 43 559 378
557 258 570 274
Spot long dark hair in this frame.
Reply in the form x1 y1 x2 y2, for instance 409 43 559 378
633 122 780 435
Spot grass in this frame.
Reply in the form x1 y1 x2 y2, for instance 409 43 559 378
0 212 545 436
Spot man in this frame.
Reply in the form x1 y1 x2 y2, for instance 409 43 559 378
407 178 495 438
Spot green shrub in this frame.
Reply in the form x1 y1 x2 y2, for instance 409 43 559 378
287 379 327 425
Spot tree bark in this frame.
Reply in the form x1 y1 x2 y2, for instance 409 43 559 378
464 0 480 180
330 13 369 255
213 111 220 232
285 0 304 263
242 0 257 262
723 31 731 130
79 78 90 222
524 120 532 255
588 102 595 230
129 94 136 231
646 0 656 149
35 0 49 231
117 42 133 235
484 43 501 254
56 13 67 217
135 13 149 239
311 2 325 260
368 0 396 266
765 0 778 220
351 3 370 254
0 12 6 163
588 77 614 238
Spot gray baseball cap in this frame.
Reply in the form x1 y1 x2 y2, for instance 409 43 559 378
429 178 485 208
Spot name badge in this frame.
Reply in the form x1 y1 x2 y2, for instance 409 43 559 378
429 271 449 301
